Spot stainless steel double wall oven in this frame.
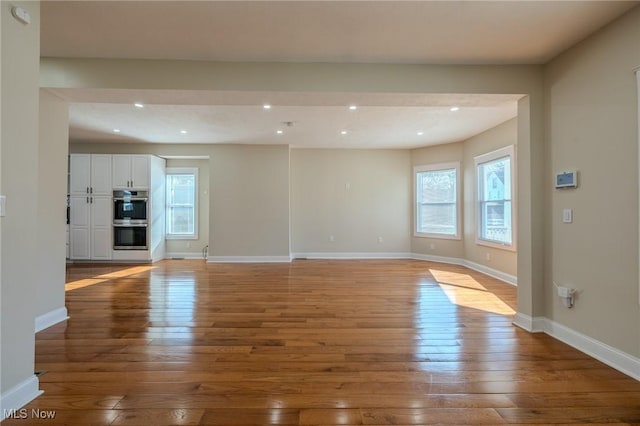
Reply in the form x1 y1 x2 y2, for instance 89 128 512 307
113 190 148 250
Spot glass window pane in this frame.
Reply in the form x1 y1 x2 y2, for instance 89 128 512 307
418 203 456 235
169 206 194 234
476 149 513 246
415 166 458 236
166 172 196 237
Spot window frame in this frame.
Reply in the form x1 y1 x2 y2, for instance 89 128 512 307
474 145 516 251
413 161 462 240
165 167 198 240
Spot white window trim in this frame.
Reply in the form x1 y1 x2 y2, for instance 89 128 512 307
413 161 462 240
166 167 198 240
474 145 517 251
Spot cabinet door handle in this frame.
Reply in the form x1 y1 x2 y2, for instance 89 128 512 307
90 197 93 204
86 196 89 203
86 187 89 194
90 187 93 194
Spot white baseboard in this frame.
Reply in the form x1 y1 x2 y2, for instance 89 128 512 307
165 252 206 260
512 312 640 380
293 252 517 286
462 260 517 286
410 253 464 265
0 375 42 421
512 312 534 331
207 256 292 263
410 253 517 286
292 252 413 260
512 312 546 332
540 317 640 381
35 307 69 333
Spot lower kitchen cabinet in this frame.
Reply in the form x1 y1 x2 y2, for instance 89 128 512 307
69 195 112 260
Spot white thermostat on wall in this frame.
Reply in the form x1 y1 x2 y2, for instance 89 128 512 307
555 170 578 189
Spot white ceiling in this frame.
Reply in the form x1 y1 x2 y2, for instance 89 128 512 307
40 1 639 148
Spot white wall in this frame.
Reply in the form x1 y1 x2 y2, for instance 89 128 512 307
36 89 69 328
544 6 640 357
291 148 411 255
1 0 41 410
210 145 290 259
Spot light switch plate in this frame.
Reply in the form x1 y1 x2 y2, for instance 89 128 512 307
0 195 5 217
562 208 572 223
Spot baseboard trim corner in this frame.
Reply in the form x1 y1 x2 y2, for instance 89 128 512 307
35 307 69 333
0 375 43 421
512 312 545 332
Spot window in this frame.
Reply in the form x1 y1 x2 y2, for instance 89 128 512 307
414 162 461 239
166 167 198 239
475 145 515 249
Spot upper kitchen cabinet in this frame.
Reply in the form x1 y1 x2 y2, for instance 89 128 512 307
113 155 150 189
69 154 112 195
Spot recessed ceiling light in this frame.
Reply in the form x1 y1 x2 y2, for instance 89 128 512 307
263 104 272 110
450 106 460 112
349 105 357 111
180 130 188 134
113 129 121 133
276 130 283 134
134 103 144 108
417 131 424 136
341 130 348 135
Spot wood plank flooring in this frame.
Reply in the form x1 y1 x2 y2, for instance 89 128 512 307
5 259 640 425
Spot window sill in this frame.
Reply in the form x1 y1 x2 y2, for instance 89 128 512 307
166 235 199 241
476 239 517 252
414 232 461 241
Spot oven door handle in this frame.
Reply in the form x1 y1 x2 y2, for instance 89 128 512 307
113 198 148 202
113 224 148 227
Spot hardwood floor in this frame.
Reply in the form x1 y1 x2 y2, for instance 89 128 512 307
5 259 640 425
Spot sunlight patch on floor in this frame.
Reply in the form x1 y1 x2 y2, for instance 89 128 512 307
65 265 156 291
95 265 155 279
65 278 108 291
430 268 515 316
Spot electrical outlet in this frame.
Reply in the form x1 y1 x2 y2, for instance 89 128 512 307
377 236 383 243
486 252 491 261
429 243 436 250
329 235 335 242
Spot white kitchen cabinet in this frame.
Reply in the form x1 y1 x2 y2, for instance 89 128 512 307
69 195 90 259
91 155 113 195
69 154 91 195
69 154 112 195
113 155 150 189
69 195 112 260
91 196 113 260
